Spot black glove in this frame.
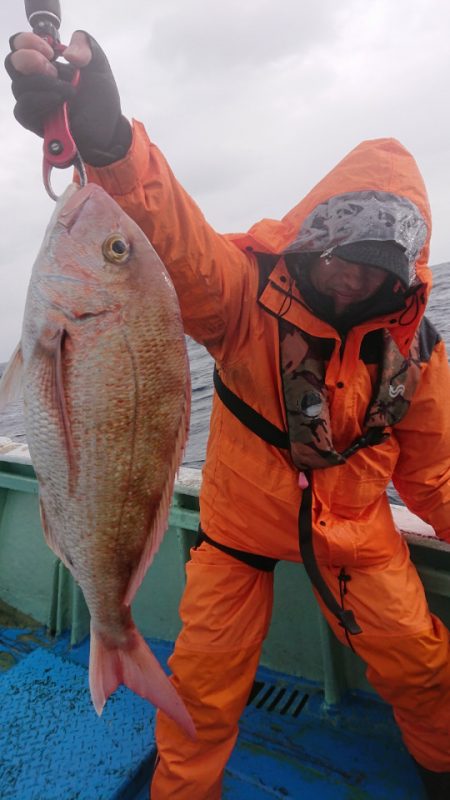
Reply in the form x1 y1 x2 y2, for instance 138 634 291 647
5 32 132 167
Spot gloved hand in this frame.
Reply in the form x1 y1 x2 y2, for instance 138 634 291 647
5 31 132 166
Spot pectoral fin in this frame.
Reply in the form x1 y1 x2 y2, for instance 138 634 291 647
52 328 75 476
38 327 77 492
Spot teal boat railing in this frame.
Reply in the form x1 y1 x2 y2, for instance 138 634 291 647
1 436 450 705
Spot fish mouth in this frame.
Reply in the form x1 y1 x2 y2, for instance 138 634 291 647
57 186 93 232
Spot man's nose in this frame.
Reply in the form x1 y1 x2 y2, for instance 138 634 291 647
340 261 364 289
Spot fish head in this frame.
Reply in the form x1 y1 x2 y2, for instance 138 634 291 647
30 182 168 320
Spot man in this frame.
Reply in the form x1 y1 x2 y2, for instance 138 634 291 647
6 30 450 800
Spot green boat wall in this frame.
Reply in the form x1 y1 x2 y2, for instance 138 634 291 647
1 436 450 704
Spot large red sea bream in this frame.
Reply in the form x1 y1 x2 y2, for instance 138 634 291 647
0 183 194 737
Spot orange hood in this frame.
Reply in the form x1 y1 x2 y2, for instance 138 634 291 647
228 138 432 296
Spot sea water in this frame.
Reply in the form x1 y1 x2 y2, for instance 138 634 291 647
0 262 449 471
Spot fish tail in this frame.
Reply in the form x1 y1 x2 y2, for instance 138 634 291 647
89 623 196 739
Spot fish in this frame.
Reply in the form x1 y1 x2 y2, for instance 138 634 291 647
0 183 195 738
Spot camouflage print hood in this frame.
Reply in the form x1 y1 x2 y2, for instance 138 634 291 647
283 190 427 287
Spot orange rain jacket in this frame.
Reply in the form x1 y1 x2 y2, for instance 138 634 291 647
87 124 450 569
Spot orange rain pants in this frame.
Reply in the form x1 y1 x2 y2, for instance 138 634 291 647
151 539 450 799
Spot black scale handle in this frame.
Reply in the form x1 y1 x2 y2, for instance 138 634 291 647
25 0 62 45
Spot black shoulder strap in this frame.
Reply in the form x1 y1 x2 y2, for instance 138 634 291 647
213 366 289 449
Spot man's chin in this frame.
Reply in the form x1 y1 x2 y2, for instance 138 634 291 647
332 295 360 314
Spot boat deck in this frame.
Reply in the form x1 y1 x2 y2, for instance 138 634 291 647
1 440 445 799
1 616 426 800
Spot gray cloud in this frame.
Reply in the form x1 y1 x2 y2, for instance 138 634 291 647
149 0 347 73
0 0 449 362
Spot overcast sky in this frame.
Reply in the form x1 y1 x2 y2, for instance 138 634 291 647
0 0 449 361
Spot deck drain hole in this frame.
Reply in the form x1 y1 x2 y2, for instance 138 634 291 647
248 681 309 717
280 689 299 715
256 685 275 709
292 693 309 717
267 688 287 712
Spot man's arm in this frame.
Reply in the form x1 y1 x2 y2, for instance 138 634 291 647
392 337 450 543
84 121 257 359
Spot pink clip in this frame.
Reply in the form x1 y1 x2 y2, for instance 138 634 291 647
42 64 86 200
298 472 309 489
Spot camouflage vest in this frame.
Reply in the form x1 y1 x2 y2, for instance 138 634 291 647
280 319 421 471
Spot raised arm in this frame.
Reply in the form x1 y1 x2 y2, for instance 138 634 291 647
392 330 450 542
84 121 256 357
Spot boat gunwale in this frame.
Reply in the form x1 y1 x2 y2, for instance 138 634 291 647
0 436 448 552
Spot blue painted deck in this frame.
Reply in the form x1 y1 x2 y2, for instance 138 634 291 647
0 624 426 800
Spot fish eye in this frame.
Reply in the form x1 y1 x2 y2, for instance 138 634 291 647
102 234 131 264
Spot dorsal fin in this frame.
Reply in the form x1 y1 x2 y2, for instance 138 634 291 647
0 344 24 412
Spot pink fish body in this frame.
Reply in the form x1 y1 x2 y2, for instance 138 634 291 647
3 183 194 737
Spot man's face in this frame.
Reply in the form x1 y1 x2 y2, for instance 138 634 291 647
309 255 389 315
